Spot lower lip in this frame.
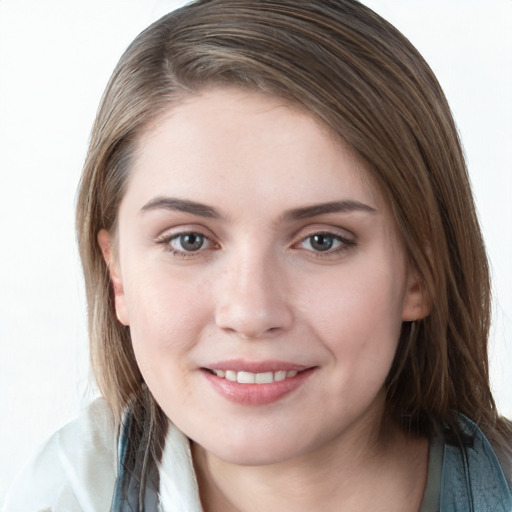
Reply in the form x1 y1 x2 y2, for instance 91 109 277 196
202 368 315 406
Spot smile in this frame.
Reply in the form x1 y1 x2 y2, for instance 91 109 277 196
209 369 299 384
203 366 315 405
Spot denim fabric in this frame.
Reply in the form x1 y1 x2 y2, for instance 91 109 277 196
111 412 160 511
440 415 512 512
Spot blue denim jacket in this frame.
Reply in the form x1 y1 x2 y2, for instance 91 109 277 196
440 415 511 511
112 413 512 511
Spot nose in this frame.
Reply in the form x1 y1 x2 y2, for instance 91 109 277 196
214 251 293 339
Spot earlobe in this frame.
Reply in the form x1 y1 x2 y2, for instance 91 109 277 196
402 270 430 321
97 229 130 326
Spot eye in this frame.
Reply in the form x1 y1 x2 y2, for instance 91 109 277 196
169 232 210 253
305 234 339 252
296 231 355 255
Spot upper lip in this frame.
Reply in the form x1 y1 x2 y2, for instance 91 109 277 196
202 359 312 373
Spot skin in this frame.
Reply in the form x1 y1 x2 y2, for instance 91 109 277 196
99 88 430 511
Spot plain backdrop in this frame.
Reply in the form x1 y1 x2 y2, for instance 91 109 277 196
0 0 511 500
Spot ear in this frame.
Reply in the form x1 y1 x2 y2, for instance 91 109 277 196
401 268 430 321
97 229 130 326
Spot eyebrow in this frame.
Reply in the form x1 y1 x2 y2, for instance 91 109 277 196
140 196 223 218
280 200 377 221
140 196 377 221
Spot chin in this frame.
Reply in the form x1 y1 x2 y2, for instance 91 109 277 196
209 444 301 467
192 425 319 467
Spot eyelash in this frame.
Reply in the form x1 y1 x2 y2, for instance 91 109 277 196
155 230 356 259
293 231 356 258
156 231 216 259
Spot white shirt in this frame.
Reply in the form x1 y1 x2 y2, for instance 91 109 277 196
2 399 203 512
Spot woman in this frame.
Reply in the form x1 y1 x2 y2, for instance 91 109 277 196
4 0 511 510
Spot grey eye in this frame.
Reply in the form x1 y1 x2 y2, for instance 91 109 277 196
173 233 205 252
308 234 336 252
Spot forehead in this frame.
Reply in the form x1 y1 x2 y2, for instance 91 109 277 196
125 88 382 214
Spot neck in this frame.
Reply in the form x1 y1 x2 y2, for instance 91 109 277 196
191 406 428 512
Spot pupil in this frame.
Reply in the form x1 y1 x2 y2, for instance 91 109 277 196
181 233 203 251
311 234 333 251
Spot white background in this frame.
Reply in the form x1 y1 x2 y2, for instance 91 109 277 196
0 0 511 501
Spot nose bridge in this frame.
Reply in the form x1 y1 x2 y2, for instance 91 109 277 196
214 243 292 338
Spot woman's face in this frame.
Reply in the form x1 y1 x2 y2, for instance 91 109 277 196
100 88 426 465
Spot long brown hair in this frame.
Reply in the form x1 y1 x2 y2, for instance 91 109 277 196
76 0 508 452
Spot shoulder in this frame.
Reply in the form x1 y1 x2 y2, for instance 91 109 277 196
440 414 512 512
459 414 512 489
2 398 118 512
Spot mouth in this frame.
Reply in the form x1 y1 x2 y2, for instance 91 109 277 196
204 368 300 384
201 363 316 405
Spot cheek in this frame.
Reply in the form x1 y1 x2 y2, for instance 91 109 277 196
298 263 406 368
303 269 404 329
123 269 212 413
123 266 211 366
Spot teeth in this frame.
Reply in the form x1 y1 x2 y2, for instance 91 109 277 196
225 370 237 382
274 370 287 381
237 371 255 384
211 369 300 384
255 372 273 384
